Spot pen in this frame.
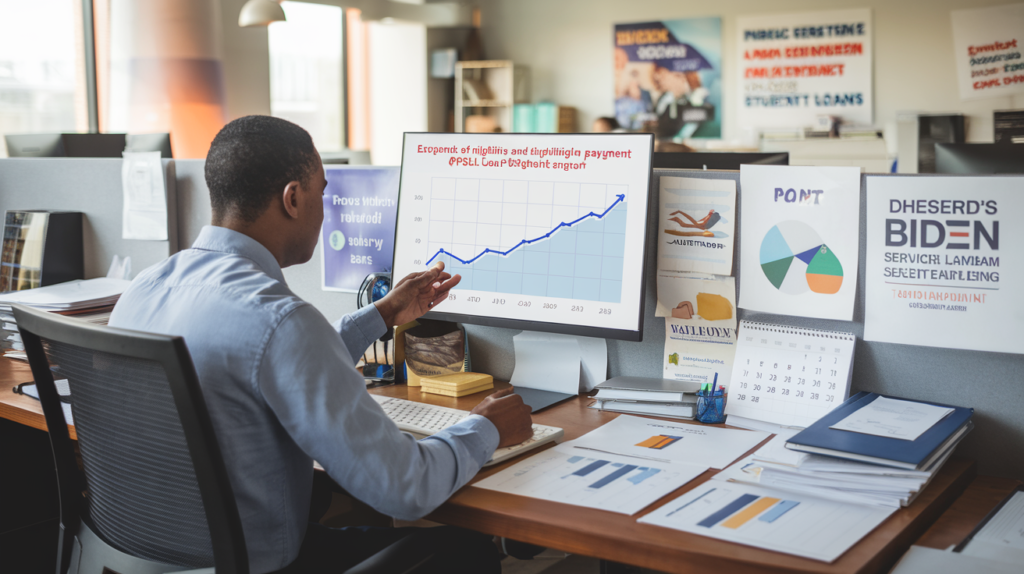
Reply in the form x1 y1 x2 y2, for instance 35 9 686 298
711 372 718 396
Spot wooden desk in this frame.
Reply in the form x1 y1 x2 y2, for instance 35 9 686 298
371 382 976 574
914 476 1021 551
0 361 978 574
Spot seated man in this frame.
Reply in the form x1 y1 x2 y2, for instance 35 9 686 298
109 115 533 574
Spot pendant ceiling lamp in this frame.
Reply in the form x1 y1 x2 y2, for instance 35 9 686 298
238 0 286 28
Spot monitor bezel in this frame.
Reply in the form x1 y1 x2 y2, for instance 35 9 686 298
652 151 789 170
392 132 655 342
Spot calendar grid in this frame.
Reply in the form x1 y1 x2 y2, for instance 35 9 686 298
725 321 856 428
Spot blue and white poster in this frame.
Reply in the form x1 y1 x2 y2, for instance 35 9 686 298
864 176 1024 354
320 166 399 292
614 18 722 139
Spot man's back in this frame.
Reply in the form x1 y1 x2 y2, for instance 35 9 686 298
110 226 499 573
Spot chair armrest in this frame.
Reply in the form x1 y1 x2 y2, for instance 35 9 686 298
166 569 215 573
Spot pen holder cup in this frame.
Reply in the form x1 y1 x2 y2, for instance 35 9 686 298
695 390 726 424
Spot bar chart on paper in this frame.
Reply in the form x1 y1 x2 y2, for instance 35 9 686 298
474 448 707 515
638 483 896 562
425 178 628 304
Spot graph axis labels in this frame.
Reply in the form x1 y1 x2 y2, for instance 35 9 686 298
758 220 844 295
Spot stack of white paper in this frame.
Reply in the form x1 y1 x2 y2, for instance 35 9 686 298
0 278 130 312
1 278 128 360
714 432 951 508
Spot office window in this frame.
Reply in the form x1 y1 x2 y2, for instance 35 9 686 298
269 1 344 152
0 0 88 155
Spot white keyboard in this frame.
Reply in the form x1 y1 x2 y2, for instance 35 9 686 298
371 395 563 466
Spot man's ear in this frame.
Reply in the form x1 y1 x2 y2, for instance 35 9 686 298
281 180 302 219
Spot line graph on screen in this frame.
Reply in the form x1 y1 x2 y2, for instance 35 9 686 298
424 178 628 304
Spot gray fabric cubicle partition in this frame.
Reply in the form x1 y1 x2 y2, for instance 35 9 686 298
174 159 364 321
0 158 178 278
465 169 1024 479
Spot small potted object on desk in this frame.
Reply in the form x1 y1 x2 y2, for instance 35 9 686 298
695 373 725 424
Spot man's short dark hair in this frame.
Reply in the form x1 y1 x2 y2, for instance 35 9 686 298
205 115 320 223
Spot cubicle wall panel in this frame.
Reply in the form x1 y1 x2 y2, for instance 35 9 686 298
0 158 178 279
173 159 363 322
466 169 1024 479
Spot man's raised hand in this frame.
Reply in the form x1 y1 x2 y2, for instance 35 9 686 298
374 261 461 326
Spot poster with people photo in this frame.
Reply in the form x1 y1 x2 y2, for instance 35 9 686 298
613 18 722 139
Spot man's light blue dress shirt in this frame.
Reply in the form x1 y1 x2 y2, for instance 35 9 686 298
109 226 499 574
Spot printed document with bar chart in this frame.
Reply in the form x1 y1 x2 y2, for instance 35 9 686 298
474 445 707 515
393 133 652 334
638 482 895 562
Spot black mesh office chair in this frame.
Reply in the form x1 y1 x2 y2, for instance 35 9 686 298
14 304 444 574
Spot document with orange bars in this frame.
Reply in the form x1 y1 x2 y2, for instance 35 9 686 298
639 482 895 562
560 414 769 470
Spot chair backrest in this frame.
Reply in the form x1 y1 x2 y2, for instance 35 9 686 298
13 304 248 574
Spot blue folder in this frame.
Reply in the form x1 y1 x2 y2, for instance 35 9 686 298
784 392 974 470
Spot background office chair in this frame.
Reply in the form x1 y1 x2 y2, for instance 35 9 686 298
15 304 445 574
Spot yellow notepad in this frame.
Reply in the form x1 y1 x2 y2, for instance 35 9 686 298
419 372 493 390
421 382 493 397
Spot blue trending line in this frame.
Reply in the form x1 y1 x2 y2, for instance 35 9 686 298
425 194 625 266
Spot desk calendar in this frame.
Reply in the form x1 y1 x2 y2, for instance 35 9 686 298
725 321 855 428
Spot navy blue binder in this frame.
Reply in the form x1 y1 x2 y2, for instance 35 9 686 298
785 392 974 470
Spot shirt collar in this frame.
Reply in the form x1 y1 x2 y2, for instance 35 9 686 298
191 225 287 285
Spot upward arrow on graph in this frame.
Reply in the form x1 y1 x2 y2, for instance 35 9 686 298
426 194 626 266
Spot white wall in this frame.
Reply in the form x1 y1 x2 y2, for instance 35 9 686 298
368 20 428 165
477 0 1024 144
219 0 273 120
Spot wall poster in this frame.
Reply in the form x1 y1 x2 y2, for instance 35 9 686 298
738 165 861 321
951 3 1024 101
321 166 400 292
864 176 1024 354
614 18 722 139
736 8 873 129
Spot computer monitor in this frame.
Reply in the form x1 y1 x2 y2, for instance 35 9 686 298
652 152 789 170
935 143 1024 174
4 134 66 157
61 133 126 158
125 133 173 158
392 132 655 342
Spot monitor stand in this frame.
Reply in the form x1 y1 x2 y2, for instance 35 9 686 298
513 387 576 413
508 331 587 413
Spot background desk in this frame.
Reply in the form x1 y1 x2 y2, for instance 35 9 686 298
370 382 976 574
0 360 977 574
0 356 76 440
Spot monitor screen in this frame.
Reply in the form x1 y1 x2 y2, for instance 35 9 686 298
935 143 1024 174
653 152 789 170
393 133 654 341
61 133 126 158
5 134 65 157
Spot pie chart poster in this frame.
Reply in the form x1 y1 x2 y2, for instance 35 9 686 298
320 166 400 292
864 177 1024 355
739 165 861 321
